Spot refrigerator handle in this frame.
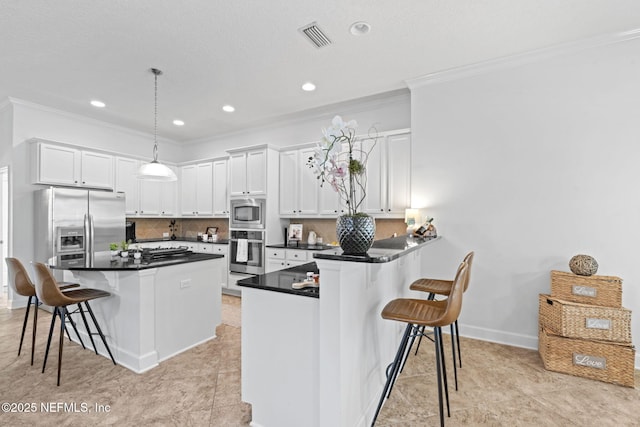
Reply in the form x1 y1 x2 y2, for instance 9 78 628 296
89 214 95 259
84 213 91 260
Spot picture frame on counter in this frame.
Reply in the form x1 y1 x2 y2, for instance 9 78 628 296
206 226 218 236
288 224 302 241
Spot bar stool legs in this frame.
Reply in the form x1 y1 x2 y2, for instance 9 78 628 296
18 295 39 365
84 301 117 365
372 324 450 427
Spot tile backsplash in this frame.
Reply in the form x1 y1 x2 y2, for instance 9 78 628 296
129 217 406 243
286 218 407 244
129 218 229 241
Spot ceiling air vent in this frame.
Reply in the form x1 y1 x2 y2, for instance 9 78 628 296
299 22 332 48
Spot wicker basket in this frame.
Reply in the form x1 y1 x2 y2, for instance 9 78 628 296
539 294 632 343
539 328 635 387
550 270 622 308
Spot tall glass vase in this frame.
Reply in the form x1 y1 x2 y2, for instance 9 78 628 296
336 215 376 255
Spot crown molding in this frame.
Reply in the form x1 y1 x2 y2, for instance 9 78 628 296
7 97 181 147
183 88 410 145
407 28 640 89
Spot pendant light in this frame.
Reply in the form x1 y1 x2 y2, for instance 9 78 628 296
137 68 178 182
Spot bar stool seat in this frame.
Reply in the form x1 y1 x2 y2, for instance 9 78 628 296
408 251 474 374
4 258 81 366
372 261 468 427
32 262 117 386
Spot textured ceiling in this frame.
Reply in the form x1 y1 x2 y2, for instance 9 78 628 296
1 0 639 143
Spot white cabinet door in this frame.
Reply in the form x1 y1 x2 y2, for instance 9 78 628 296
139 180 163 215
180 165 198 215
361 137 384 215
115 157 140 215
279 150 298 215
196 162 214 215
212 159 228 216
228 153 247 196
246 149 266 195
80 151 113 189
298 147 319 215
386 134 411 215
38 144 80 186
160 165 178 216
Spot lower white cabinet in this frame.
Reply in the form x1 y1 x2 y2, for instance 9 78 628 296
266 248 313 272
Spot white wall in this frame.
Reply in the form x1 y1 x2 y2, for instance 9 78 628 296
409 35 640 366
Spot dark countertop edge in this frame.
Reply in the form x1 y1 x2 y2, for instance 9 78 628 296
313 235 440 263
49 253 224 271
135 238 229 245
237 262 320 299
265 243 337 251
237 280 320 299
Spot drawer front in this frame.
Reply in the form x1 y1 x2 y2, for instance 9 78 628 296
286 250 308 262
268 249 286 259
212 244 228 255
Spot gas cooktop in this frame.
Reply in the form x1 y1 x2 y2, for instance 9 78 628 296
141 246 192 261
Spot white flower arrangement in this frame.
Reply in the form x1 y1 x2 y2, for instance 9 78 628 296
307 115 376 216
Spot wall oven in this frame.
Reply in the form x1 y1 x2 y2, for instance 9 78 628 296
229 229 265 274
230 198 265 229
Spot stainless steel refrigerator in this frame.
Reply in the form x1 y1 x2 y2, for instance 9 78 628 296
35 187 126 266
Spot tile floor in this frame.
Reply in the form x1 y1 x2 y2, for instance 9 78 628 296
0 295 638 426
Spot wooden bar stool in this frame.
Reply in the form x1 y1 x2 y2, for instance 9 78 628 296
371 261 468 427
409 251 474 376
32 262 117 386
4 258 80 365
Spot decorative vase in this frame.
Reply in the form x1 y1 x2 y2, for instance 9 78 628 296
336 215 376 255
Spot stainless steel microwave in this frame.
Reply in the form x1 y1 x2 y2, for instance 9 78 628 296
230 198 265 229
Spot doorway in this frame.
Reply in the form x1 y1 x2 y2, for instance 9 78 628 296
0 166 8 307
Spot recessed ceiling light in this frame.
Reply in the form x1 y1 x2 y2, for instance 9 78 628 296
222 105 235 113
349 21 371 36
173 119 185 126
302 82 316 92
90 100 106 108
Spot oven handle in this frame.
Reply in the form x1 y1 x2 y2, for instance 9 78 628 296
230 239 263 244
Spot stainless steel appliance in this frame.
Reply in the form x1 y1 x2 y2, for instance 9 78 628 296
230 198 265 229
35 187 126 266
229 229 265 274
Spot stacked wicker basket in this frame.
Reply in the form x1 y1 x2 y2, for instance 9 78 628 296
538 270 635 387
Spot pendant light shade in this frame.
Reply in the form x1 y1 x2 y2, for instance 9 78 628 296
137 68 177 182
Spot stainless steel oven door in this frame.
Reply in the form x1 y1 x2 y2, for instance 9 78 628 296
229 229 265 274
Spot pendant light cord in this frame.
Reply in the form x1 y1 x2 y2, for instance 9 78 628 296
151 68 162 162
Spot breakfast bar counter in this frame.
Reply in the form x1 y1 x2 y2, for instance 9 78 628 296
240 236 440 427
48 252 226 373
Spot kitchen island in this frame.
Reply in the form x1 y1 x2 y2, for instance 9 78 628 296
49 251 225 373
239 235 440 427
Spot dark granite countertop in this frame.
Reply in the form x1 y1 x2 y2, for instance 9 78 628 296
237 262 320 298
313 235 440 263
48 252 224 271
265 243 336 251
135 237 229 245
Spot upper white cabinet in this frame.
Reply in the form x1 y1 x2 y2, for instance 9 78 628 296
115 157 140 215
229 148 267 196
115 156 177 217
212 159 229 216
279 147 319 217
34 142 113 189
139 165 178 216
180 162 213 216
360 131 411 216
277 130 410 219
